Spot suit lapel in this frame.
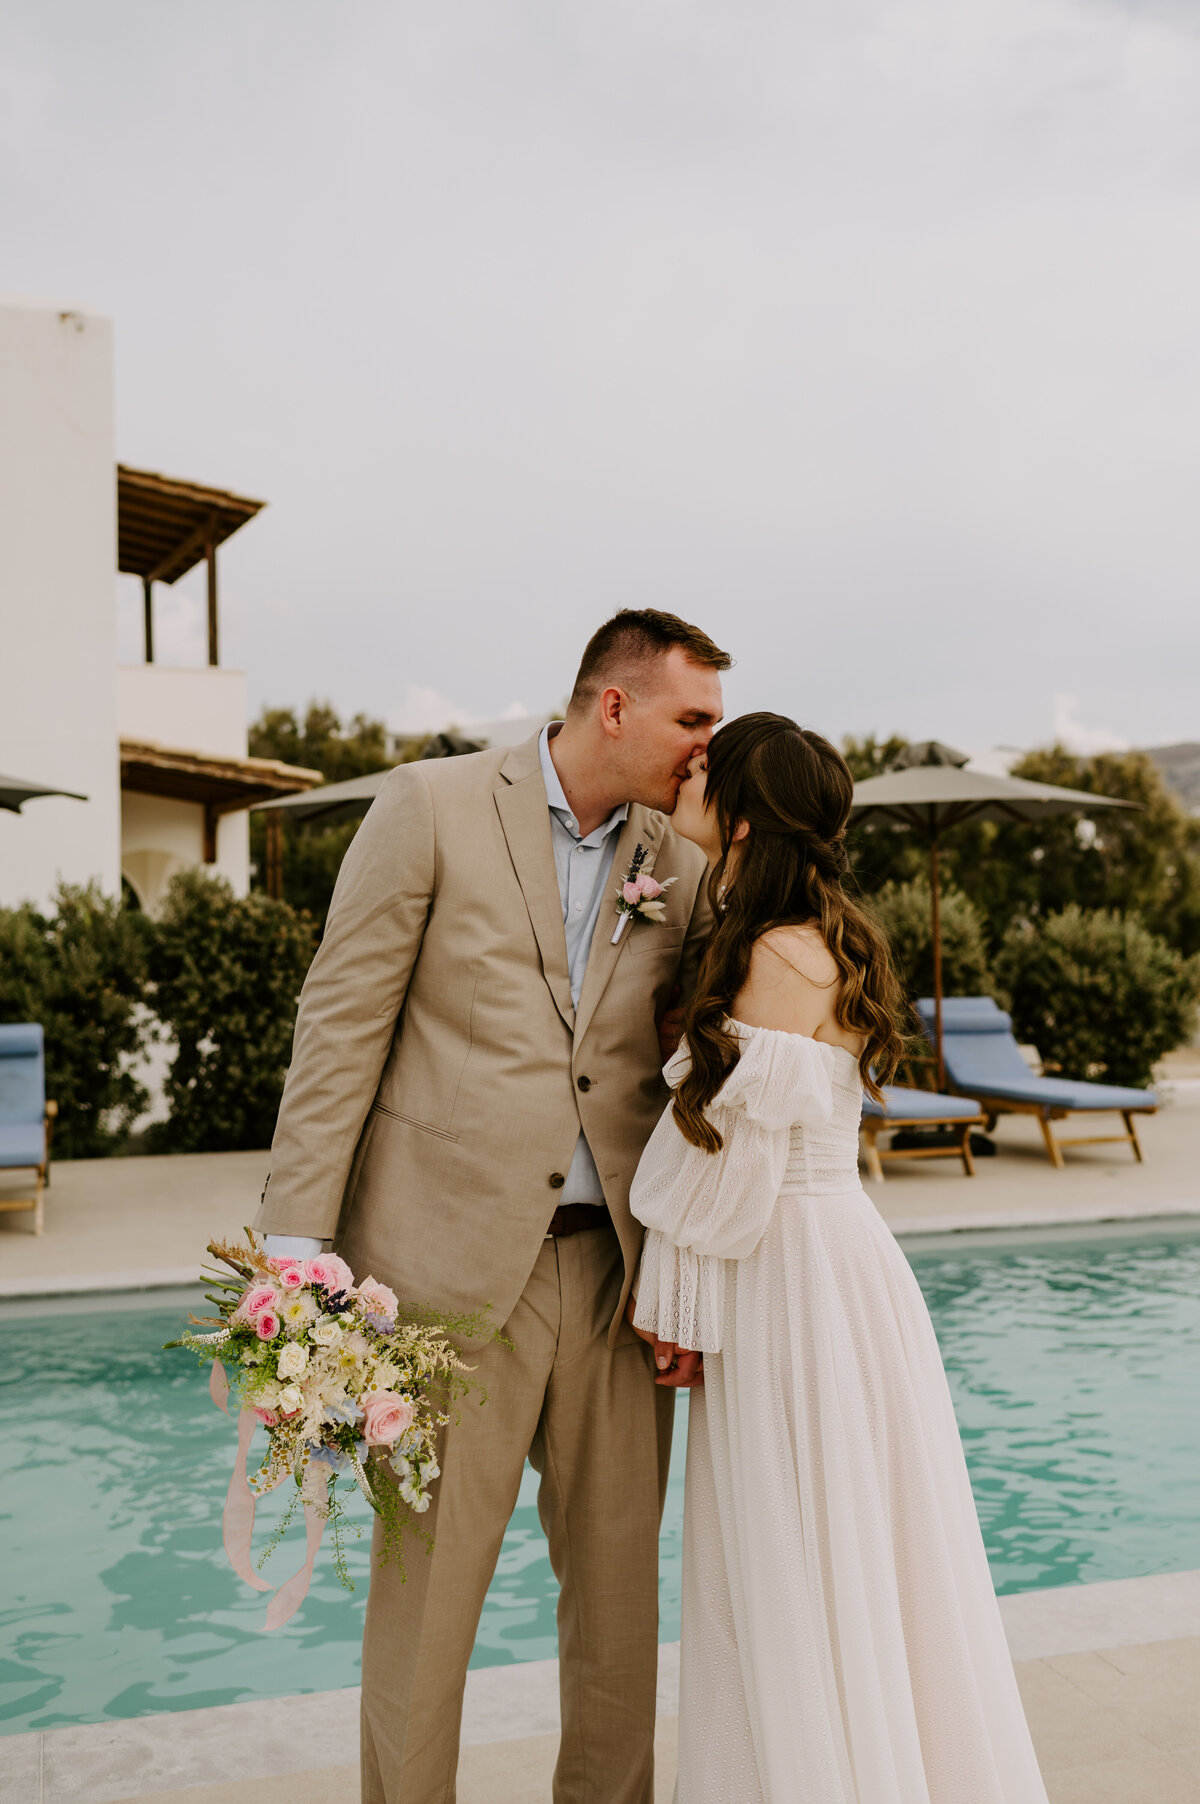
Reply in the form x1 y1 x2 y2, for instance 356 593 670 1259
573 806 660 1046
495 740 575 1031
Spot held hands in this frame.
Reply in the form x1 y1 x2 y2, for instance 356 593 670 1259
625 1293 704 1388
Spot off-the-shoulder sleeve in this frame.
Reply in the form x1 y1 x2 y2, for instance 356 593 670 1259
631 1027 838 1352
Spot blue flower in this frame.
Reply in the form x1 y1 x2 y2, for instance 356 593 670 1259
324 1396 363 1427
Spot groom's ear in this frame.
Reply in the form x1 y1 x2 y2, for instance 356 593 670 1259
598 685 629 737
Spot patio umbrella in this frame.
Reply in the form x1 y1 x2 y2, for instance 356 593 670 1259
0 773 88 814
849 741 1137 1087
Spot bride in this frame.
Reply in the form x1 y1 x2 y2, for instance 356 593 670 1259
628 714 1048 1803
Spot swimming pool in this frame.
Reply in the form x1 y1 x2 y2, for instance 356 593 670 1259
3 1221 1199 1735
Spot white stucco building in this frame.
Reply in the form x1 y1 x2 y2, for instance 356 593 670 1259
0 295 318 915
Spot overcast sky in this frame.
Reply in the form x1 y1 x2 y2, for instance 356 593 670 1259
4 0 1199 752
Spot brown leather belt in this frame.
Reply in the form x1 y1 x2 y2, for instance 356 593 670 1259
545 1202 611 1239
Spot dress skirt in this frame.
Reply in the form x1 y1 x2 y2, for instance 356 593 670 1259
672 1187 1048 1804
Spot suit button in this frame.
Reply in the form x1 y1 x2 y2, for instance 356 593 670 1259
576 1076 591 1092
549 1172 566 1189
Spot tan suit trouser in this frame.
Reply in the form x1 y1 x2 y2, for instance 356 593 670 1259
361 1223 675 1804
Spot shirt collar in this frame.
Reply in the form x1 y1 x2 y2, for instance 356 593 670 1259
539 724 629 843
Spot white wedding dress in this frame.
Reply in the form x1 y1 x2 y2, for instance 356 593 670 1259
632 1023 1048 1804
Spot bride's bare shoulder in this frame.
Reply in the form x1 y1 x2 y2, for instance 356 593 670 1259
734 925 839 1035
756 924 839 988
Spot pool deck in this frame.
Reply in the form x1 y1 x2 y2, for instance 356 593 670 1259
10 1570 1200 1802
4 1074 1199 1802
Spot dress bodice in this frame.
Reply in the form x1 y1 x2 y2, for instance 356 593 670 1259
777 1043 865 1197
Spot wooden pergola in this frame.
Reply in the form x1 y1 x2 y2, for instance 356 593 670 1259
120 740 322 865
117 466 266 666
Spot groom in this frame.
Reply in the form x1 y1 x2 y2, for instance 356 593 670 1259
256 609 730 1803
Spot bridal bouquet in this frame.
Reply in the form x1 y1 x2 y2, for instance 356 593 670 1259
169 1232 479 1628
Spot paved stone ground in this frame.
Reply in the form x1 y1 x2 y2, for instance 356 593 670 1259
12 1639 1200 1803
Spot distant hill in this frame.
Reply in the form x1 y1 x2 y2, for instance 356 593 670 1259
1145 742 1200 815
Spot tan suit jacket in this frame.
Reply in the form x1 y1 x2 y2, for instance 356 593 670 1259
256 731 711 1343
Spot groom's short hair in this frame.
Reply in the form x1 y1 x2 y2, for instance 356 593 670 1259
569 609 732 711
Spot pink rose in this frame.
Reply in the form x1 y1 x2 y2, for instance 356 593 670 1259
356 1277 399 1325
635 875 663 900
253 1407 278 1427
268 1260 308 1292
238 1282 280 1321
255 1309 281 1340
360 1390 415 1446
622 881 641 904
306 1253 356 1295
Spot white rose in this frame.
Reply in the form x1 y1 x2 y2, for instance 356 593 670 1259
277 1342 309 1380
277 1383 304 1415
311 1320 343 1347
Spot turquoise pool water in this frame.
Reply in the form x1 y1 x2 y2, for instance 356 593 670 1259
2 1223 1199 1734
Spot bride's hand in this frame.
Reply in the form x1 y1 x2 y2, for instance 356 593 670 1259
657 1347 704 1389
625 1294 705 1388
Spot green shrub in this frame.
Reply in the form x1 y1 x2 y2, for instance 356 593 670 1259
0 884 151 1158
147 870 316 1153
871 877 996 1005
996 905 1200 1090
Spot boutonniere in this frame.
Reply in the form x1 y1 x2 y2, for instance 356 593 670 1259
611 842 677 944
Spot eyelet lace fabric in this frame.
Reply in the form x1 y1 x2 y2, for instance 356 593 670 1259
631 1023 1048 1804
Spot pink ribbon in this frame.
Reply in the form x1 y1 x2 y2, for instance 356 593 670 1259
265 1462 329 1630
208 1359 330 1628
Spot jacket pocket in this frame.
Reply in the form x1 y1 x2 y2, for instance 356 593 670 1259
370 1099 461 1143
627 926 687 956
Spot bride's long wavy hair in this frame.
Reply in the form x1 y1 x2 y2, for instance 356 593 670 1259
673 713 904 1153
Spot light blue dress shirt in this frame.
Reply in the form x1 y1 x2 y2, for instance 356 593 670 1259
538 724 628 1204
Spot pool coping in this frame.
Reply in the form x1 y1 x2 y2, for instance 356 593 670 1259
7 1568 1200 1802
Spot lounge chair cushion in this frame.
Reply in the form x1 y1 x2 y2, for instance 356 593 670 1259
0 1123 46 1167
862 1087 982 1122
916 997 1156 1112
0 1023 47 1125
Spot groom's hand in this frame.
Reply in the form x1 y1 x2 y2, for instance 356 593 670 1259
625 1295 704 1388
655 1346 704 1389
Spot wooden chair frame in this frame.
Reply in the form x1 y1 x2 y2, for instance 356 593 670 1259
976 1098 1153 1170
860 1106 986 1183
0 1100 57 1235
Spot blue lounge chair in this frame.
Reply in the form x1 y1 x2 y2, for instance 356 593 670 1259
0 1024 57 1234
860 1086 986 1181
915 997 1157 1169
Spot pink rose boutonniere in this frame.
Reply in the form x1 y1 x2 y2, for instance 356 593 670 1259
612 842 677 944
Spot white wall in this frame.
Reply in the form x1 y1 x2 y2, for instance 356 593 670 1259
120 791 250 913
118 667 252 909
0 296 120 911
116 663 248 759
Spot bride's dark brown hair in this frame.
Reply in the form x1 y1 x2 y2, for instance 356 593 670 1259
673 713 904 1153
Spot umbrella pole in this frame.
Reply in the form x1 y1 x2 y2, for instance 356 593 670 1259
930 836 945 1090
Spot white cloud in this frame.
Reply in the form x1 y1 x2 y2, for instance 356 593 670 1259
1051 694 1131 756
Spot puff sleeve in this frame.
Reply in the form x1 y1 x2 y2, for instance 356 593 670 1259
631 1026 837 1353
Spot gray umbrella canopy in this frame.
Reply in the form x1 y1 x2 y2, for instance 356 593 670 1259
0 773 88 814
250 768 389 826
249 734 490 830
850 743 1136 1085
